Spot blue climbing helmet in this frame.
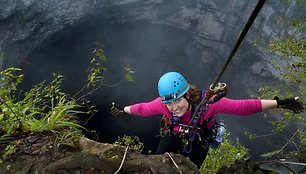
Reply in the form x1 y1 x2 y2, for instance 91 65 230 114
158 72 190 103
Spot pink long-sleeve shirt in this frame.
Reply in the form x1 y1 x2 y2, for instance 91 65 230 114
130 97 262 129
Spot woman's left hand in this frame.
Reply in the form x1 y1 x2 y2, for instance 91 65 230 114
274 96 305 113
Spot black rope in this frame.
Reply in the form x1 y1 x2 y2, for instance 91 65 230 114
211 0 267 89
188 0 267 128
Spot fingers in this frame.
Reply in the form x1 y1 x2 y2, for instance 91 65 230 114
111 102 124 116
275 96 305 114
286 100 305 114
295 101 305 113
111 106 120 116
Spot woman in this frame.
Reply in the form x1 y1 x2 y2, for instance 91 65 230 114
111 71 304 168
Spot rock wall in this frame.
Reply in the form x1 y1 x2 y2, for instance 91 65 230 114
0 0 302 68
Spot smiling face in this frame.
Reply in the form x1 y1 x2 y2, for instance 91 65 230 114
165 96 190 117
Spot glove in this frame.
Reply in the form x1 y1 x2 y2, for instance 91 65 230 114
274 96 305 113
111 102 125 116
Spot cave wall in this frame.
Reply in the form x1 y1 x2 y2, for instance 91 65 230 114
0 0 301 68
0 0 304 159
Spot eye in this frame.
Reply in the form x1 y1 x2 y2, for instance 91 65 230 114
174 98 181 103
165 103 172 107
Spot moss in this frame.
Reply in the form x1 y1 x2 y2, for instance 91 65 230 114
104 146 125 160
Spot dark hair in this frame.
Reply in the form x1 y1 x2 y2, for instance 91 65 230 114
185 85 201 105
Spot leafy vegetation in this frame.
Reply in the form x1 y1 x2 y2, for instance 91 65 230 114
0 67 85 160
200 2 305 172
74 46 135 101
200 134 249 174
0 46 134 161
200 1 305 172
115 135 144 152
249 1 305 159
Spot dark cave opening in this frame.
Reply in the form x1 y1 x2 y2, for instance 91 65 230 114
17 20 283 157
19 21 209 153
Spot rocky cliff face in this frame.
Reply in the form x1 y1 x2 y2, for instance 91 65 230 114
0 1 304 173
0 0 301 68
0 135 200 174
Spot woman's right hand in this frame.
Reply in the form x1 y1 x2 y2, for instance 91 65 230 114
111 102 126 116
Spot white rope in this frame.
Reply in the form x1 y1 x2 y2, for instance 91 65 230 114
278 159 306 166
281 161 306 166
165 152 183 174
114 146 129 174
263 159 306 166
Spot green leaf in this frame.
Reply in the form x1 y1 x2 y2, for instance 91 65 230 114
125 74 134 82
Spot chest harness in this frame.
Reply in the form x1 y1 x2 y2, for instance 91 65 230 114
159 85 227 153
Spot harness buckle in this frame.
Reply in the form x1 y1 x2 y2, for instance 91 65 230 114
207 82 228 104
209 82 228 94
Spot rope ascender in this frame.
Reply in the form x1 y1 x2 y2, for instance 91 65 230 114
182 0 267 149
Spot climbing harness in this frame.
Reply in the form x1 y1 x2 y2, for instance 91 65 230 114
181 0 267 152
159 89 226 153
159 114 202 137
177 84 228 153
